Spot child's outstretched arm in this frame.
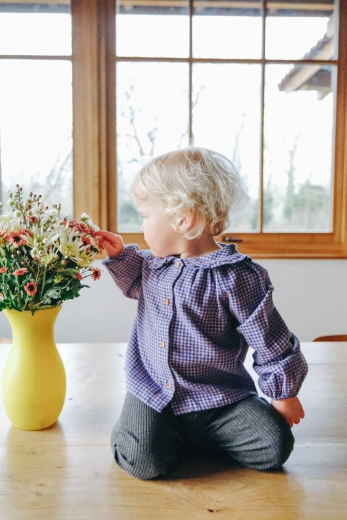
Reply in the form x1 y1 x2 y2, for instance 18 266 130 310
97 231 144 300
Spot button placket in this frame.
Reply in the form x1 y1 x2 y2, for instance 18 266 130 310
156 261 181 394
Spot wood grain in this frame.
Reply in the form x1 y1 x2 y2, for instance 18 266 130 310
0 342 346 519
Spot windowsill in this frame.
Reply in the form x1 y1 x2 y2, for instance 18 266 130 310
112 233 347 259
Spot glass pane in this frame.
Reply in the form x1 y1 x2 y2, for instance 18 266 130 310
0 3 71 55
116 0 189 58
0 60 73 216
266 0 336 60
193 0 262 59
193 64 261 232
117 62 189 231
263 64 335 232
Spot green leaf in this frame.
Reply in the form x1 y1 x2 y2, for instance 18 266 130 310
61 268 80 276
45 289 61 299
48 285 64 293
63 290 78 300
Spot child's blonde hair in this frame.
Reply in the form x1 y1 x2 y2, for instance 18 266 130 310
131 147 248 239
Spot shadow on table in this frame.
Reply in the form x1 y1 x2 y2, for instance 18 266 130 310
160 442 287 481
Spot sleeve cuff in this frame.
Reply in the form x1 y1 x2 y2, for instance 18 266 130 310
102 244 139 267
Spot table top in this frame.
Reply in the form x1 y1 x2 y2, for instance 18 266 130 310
0 342 346 520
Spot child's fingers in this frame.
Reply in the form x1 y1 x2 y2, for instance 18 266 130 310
95 234 107 248
95 230 114 241
96 231 122 246
95 230 124 258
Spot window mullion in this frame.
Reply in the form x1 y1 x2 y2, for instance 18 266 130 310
332 0 347 246
71 0 102 223
189 0 193 144
259 0 266 233
99 0 117 232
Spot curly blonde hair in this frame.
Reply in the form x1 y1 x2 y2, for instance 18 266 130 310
131 147 248 239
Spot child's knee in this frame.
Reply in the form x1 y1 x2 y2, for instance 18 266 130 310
111 430 171 480
114 447 163 480
237 419 295 471
263 425 295 470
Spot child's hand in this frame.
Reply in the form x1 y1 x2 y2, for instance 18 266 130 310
96 230 124 258
271 396 305 428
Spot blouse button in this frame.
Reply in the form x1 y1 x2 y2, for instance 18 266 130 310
164 298 170 305
165 382 172 389
175 261 181 267
159 341 165 348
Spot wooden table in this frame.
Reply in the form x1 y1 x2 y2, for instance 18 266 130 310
0 342 346 520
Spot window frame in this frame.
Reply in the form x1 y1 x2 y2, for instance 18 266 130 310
72 0 347 258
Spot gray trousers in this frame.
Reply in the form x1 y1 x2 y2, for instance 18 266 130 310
111 392 294 480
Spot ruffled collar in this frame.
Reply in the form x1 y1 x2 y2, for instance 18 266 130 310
146 243 249 270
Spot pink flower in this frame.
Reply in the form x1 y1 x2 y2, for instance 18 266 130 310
92 268 101 281
69 219 89 233
81 236 91 245
20 228 33 237
13 268 28 276
24 281 38 296
6 231 26 247
0 267 8 274
88 227 98 239
75 273 83 280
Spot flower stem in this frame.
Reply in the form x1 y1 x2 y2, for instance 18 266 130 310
40 270 46 300
1 273 7 299
16 276 22 308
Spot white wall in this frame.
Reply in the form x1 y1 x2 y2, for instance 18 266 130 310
1 259 346 343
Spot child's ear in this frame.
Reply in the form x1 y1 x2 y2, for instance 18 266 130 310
178 211 195 233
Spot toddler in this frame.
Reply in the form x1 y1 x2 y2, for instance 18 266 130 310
96 147 308 480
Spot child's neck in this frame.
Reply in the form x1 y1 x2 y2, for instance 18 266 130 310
179 234 221 259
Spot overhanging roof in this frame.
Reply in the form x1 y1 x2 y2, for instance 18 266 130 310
278 14 334 99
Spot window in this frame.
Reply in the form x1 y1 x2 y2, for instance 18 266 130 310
0 1 73 216
111 0 347 258
3 1 345 258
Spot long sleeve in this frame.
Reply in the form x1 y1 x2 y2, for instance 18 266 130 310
224 261 308 400
102 244 144 300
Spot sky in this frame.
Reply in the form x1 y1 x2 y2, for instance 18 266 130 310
0 11 334 229
115 14 333 192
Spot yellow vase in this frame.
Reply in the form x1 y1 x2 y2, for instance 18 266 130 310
1 306 66 430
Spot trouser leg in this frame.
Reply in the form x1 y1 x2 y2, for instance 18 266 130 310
111 392 185 480
186 396 294 470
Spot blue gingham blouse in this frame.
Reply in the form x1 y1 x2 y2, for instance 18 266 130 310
103 243 308 415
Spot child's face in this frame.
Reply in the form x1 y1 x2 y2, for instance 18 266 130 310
135 196 185 258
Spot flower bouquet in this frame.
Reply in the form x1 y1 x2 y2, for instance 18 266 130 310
0 185 101 314
0 185 103 430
